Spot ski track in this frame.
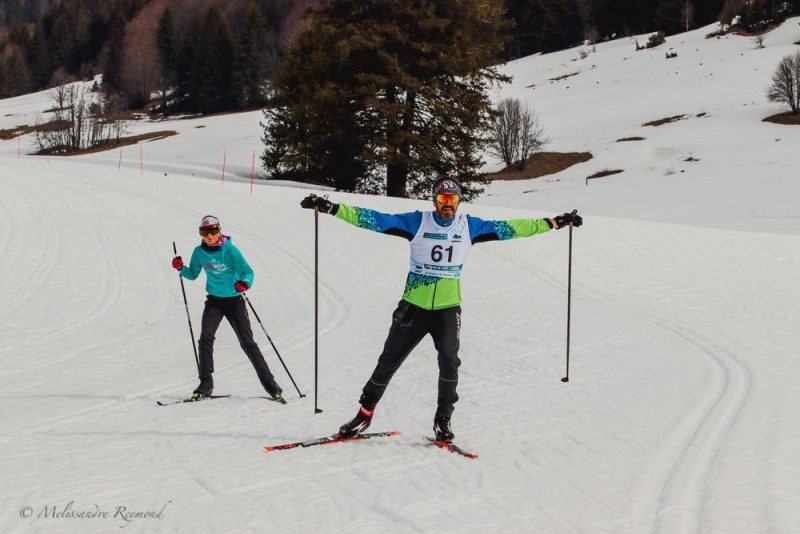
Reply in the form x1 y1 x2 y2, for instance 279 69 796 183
491 247 754 533
0 177 142 379
0 175 62 325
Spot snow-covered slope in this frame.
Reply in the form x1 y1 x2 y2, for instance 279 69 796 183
0 21 798 534
481 19 800 234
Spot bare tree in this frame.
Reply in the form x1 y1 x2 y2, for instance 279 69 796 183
121 2 162 107
490 98 548 171
36 84 129 153
35 85 92 153
766 50 800 114
682 2 694 32
49 68 77 110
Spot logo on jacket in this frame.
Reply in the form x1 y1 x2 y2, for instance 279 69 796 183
204 260 229 275
423 232 448 240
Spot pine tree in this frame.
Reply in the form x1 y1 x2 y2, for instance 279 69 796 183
175 11 202 111
4 48 32 95
231 1 271 109
263 0 510 199
192 6 234 113
44 4 76 73
656 0 686 34
102 12 127 92
0 59 8 98
27 26 51 88
8 17 31 47
156 6 176 109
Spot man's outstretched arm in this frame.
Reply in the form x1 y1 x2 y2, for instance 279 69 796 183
468 211 582 243
300 195 421 240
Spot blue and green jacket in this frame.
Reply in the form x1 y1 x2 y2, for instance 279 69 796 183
180 236 254 298
335 204 551 310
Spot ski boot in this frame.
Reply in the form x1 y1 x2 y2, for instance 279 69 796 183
265 377 284 403
338 404 375 438
433 416 454 443
192 376 213 400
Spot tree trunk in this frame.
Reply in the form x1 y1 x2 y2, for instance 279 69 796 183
386 89 416 198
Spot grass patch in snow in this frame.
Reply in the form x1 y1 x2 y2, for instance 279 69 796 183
486 151 592 181
762 112 800 125
587 169 623 180
549 72 579 82
617 136 645 142
0 120 70 140
643 114 685 127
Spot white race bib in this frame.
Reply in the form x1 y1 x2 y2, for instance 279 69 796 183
409 212 472 279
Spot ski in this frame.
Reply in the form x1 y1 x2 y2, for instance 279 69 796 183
424 436 479 460
156 394 231 406
264 431 401 452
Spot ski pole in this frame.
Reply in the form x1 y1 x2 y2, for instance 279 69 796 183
561 210 577 383
243 294 305 398
314 204 323 414
174 241 200 374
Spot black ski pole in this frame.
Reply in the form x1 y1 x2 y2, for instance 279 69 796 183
173 241 199 374
243 294 305 398
561 210 577 383
314 205 323 413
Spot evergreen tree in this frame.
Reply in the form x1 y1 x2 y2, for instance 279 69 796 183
536 0 584 51
695 1 725 26
156 6 176 108
4 48 32 95
231 2 271 109
655 0 684 33
0 59 8 98
263 0 510 199
42 3 74 72
175 11 203 111
191 6 234 113
27 26 51 87
8 17 30 47
102 12 127 91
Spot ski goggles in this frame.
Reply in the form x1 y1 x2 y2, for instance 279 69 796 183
199 225 221 237
435 193 460 205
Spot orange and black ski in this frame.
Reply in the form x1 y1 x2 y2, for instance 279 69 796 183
264 431 401 452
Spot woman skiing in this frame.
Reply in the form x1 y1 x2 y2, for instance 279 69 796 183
171 215 284 402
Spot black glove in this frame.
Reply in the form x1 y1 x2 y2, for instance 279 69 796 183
552 210 582 229
300 194 338 214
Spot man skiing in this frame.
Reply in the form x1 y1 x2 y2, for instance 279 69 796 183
171 215 284 402
300 178 581 442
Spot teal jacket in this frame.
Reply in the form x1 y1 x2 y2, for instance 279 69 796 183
180 236 254 297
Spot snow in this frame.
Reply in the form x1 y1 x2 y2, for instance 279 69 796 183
1 20 799 534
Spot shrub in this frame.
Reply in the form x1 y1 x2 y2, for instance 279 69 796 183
646 31 666 49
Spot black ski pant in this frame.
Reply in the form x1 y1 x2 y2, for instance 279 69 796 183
359 300 461 420
197 295 276 390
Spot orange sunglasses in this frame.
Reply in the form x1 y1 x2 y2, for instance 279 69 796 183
435 193 460 204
